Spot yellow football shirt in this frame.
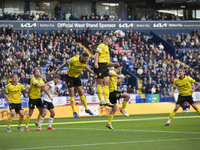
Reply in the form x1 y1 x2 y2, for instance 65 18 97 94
96 43 110 64
29 77 44 99
5 83 25 104
66 56 87 78
109 70 118 92
173 76 195 96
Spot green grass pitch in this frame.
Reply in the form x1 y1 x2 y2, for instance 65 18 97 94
0 112 200 150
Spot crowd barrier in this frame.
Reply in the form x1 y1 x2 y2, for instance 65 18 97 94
0 92 200 120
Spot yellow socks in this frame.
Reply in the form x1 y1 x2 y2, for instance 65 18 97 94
197 108 200 115
80 95 88 110
97 84 103 101
167 110 176 123
103 86 109 101
70 97 76 112
7 116 13 126
108 114 114 123
122 101 128 109
18 117 23 126
26 115 31 126
37 114 41 123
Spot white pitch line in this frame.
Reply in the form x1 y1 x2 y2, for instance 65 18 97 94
9 138 200 150
55 127 200 135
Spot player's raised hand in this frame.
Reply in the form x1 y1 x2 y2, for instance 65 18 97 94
125 75 131 79
90 70 95 74
169 94 173 98
94 63 99 69
7 100 11 104
49 96 53 101
117 75 123 79
114 62 120 67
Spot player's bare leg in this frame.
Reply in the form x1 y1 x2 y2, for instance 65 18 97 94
164 104 181 126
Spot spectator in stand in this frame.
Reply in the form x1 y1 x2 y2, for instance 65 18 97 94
127 84 133 93
123 43 129 50
103 12 109 20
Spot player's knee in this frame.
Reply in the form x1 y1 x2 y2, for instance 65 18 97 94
20 114 24 118
174 108 178 111
28 110 33 116
42 113 47 117
51 112 55 117
126 94 130 100
42 110 47 116
10 112 15 117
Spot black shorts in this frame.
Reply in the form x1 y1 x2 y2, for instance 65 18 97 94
94 63 109 79
42 100 54 110
9 103 23 114
109 91 123 104
65 74 81 88
29 98 42 109
176 95 195 105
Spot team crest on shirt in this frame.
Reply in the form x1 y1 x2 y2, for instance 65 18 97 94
33 80 37 83
97 47 101 52
68 59 71 63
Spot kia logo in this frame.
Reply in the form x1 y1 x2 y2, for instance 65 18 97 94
153 23 167 28
21 23 36 28
119 23 134 28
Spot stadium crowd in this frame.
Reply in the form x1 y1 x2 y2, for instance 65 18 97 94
0 25 199 99
159 30 200 71
1 11 192 21
160 30 200 48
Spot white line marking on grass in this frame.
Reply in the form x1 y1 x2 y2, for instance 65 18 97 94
0 115 199 128
55 127 200 135
9 138 200 150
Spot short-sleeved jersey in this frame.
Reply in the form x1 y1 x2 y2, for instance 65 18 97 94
29 77 44 99
96 43 110 64
5 83 25 104
66 56 87 78
41 81 55 103
173 76 195 96
109 70 118 93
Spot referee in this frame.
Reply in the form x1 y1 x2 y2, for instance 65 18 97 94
94 37 119 107
164 68 200 126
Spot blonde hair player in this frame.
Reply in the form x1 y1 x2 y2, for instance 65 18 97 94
5 74 29 132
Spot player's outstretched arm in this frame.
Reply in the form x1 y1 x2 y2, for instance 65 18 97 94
35 83 50 88
51 62 68 75
191 81 200 93
109 72 123 79
85 65 94 74
108 61 119 67
117 75 131 83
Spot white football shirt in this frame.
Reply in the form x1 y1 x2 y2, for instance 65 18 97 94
41 81 55 103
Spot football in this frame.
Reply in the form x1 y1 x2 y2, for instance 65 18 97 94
114 30 125 38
